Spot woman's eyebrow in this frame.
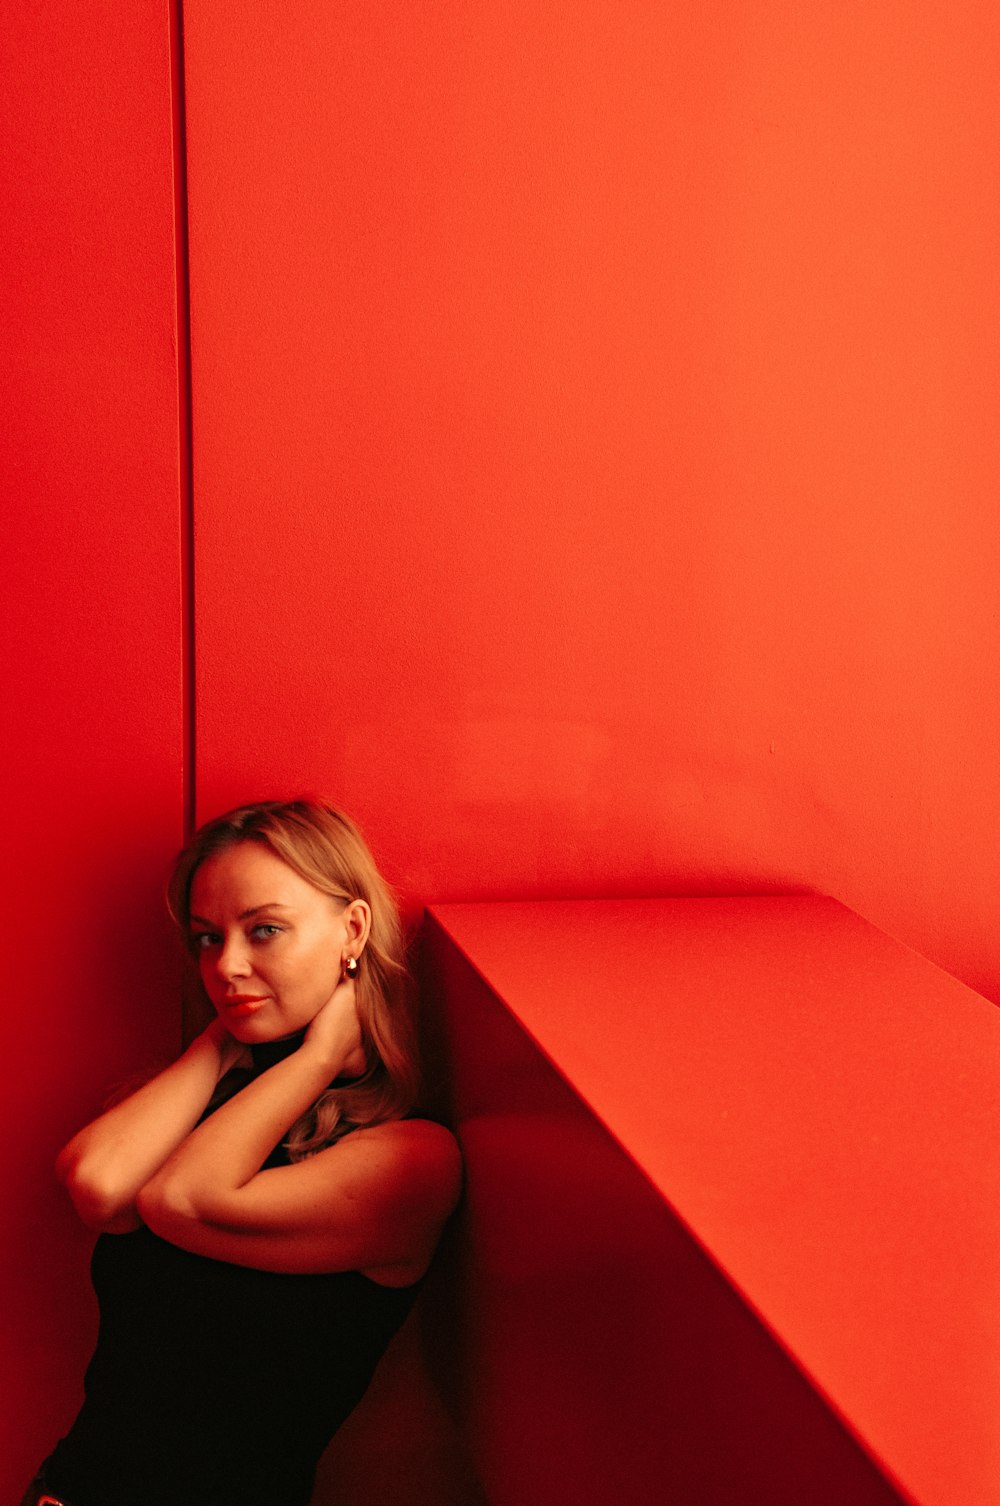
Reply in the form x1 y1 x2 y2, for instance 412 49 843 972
189 903 293 926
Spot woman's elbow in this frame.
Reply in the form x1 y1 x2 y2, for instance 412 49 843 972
56 1150 138 1232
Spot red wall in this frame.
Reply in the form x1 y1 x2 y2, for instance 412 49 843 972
184 0 1000 1001
6 0 998 1498
1 4 185 1495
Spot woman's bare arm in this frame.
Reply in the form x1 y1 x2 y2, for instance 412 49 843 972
56 1021 245 1233
137 982 462 1278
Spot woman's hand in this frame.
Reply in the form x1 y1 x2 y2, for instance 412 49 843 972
304 975 367 1078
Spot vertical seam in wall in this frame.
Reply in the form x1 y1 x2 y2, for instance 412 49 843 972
169 0 196 840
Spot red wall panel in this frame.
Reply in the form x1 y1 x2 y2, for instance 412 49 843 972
1 4 185 1494
183 0 1000 1004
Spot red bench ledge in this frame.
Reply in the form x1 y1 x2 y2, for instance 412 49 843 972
422 896 1000 1506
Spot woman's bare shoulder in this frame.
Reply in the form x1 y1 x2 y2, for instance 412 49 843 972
349 1117 462 1196
337 1118 462 1226
327 1118 462 1284
364 1115 459 1148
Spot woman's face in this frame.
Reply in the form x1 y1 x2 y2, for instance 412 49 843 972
188 842 352 1042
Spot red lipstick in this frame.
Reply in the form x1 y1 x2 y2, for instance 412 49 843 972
223 995 268 1018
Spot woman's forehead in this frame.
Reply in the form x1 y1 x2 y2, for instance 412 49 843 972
189 843 324 915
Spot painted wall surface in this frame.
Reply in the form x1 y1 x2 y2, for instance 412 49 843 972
2 2 988 1498
1 3 185 1494
183 0 1000 1005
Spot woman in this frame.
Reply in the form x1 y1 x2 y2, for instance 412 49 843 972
25 799 462 1506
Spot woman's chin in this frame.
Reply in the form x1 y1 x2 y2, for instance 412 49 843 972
220 1010 277 1042
227 1015 309 1047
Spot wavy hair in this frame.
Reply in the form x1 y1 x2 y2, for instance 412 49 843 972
167 799 418 1161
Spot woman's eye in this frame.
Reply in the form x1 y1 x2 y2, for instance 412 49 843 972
251 923 283 940
192 933 220 950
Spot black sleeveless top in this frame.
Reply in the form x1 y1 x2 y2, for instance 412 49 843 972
46 1041 423 1506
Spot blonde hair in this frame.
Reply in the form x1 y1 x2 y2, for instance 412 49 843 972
167 799 418 1160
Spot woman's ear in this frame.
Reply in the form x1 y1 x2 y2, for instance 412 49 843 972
342 898 372 959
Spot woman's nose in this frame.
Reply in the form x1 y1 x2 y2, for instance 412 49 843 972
216 936 252 979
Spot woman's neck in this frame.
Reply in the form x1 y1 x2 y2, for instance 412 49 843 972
249 1030 307 1074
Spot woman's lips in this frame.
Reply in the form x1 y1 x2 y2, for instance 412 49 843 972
223 995 268 1018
